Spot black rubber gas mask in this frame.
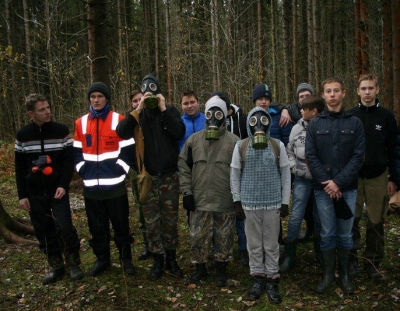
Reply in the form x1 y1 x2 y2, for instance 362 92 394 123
249 111 270 149
141 75 160 109
205 107 225 141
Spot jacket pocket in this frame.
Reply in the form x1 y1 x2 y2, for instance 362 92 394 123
340 128 355 144
315 129 330 146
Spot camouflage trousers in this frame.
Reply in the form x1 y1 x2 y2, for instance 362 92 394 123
142 171 180 254
189 210 235 263
129 169 146 232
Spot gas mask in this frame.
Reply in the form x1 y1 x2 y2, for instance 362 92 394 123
205 107 225 141
141 75 161 109
249 111 270 149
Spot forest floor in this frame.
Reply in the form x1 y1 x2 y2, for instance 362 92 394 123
0 142 400 311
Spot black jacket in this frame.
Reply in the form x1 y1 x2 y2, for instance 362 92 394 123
15 121 74 199
306 108 365 192
116 105 185 176
348 100 397 181
226 104 248 139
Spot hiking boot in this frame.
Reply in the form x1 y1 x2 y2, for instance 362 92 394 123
64 252 84 281
365 262 386 282
43 254 65 285
165 249 183 278
149 254 164 281
87 259 111 277
247 276 266 301
215 261 227 287
266 277 282 304
118 246 136 276
185 263 207 285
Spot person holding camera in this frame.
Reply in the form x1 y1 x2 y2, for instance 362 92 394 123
117 75 185 281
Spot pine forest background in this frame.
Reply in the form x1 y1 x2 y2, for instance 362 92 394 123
1 0 400 141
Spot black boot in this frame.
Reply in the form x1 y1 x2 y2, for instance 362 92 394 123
266 277 282 304
238 250 249 267
64 252 84 281
165 249 183 278
215 261 227 287
119 246 136 276
149 254 164 281
279 240 297 273
337 248 355 293
185 263 208 285
365 261 386 282
315 248 336 293
247 276 266 301
43 254 65 285
88 253 111 277
348 250 359 278
313 236 322 267
138 233 151 261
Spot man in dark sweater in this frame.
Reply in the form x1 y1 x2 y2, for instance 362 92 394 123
15 94 83 285
348 74 398 281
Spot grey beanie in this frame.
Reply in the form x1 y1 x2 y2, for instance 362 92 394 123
296 83 314 98
205 95 228 118
87 82 111 102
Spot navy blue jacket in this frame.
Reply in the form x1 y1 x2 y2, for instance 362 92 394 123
305 108 365 192
268 107 293 147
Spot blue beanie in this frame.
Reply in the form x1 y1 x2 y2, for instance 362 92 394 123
87 82 111 102
252 84 272 102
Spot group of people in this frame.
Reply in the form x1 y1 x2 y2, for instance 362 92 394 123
14 73 399 305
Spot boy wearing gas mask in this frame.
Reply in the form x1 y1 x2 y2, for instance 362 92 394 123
230 107 291 304
178 95 239 287
116 75 185 281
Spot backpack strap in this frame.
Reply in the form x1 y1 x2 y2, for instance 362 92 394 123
269 137 280 172
239 137 280 172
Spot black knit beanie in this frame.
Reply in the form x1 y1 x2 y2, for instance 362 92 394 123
87 82 111 102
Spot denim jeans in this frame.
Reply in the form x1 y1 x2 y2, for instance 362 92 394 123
235 219 247 251
315 189 357 251
286 177 314 241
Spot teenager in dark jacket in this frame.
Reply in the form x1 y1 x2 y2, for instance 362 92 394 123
15 94 83 285
306 77 365 294
347 74 398 281
117 75 185 281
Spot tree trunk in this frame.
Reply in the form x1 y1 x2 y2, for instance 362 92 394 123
87 0 110 85
165 0 172 104
22 0 33 92
311 0 319 92
258 0 264 82
392 0 400 120
306 0 314 84
383 0 393 111
154 0 159 77
292 0 298 88
282 0 291 103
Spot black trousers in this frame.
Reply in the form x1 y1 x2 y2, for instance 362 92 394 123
84 194 132 259
29 193 80 257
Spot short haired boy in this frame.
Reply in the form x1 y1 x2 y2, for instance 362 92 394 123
305 77 365 294
279 95 325 274
15 94 83 284
348 74 398 280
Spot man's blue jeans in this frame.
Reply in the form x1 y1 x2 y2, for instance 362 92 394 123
235 219 247 251
314 189 357 251
286 177 314 241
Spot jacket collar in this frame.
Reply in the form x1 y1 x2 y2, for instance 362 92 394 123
358 98 380 111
